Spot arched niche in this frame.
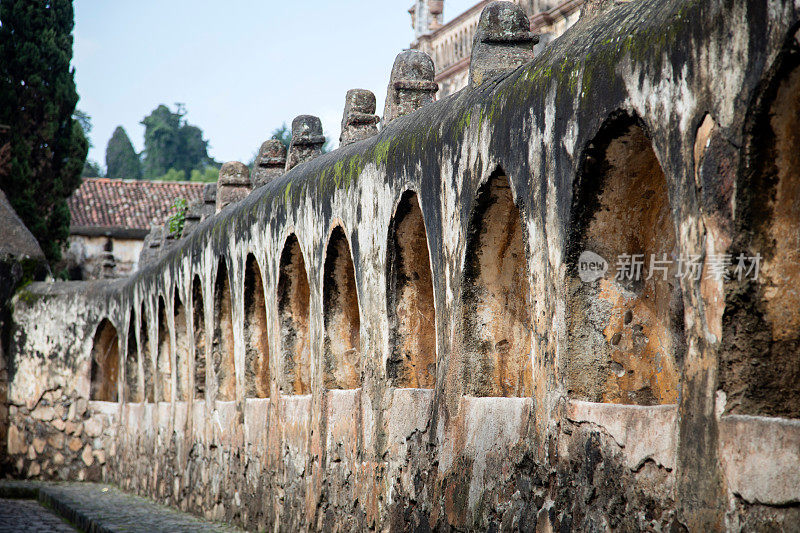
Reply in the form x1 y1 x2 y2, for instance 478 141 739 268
124 311 140 402
156 296 171 402
193 275 206 399
323 226 361 390
213 259 236 400
566 112 683 405
90 318 119 402
174 293 190 401
462 168 532 397
278 234 311 394
721 39 800 418
244 254 270 398
386 191 436 389
140 302 154 403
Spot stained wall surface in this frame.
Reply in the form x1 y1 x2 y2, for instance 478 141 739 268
4 1 800 531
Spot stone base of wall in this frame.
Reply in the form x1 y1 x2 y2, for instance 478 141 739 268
3 389 115 482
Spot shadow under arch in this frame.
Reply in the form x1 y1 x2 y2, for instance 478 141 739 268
720 31 800 418
244 253 270 398
386 190 436 389
192 275 206 399
461 166 532 397
566 110 684 406
278 234 312 394
323 225 361 390
90 318 119 402
213 258 236 401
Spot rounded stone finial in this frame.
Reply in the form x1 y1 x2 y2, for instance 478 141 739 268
383 49 439 126
258 139 288 165
217 162 252 212
290 115 325 146
390 49 436 86
340 89 380 146
203 182 217 204
477 1 536 43
252 139 288 188
286 115 326 171
218 161 251 186
469 1 538 87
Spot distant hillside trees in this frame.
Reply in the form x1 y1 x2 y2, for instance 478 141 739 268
141 104 217 179
0 0 88 262
106 126 142 180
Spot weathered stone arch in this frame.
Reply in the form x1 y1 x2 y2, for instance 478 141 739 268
174 292 190 401
124 310 140 402
566 111 683 405
244 253 270 398
278 234 311 394
192 275 206 399
323 226 361 390
386 191 436 389
156 296 171 402
462 168 532 397
140 302 154 403
90 318 119 402
213 259 236 401
721 37 800 418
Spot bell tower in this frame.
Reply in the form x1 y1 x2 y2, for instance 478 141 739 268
409 0 443 39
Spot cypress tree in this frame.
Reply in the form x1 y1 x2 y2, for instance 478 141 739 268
141 104 214 179
0 0 87 262
106 126 142 180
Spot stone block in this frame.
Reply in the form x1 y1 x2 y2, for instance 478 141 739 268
68 437 83 452
340 89 380 146
251 139 287 188
81 444 94 466
32 437 46 454
7 425 26 455
382 49 438 125
31 405 55 421
84 417 103 438
47 432 65 450
216 162 252 212
469 2 537 87
285 115 325 171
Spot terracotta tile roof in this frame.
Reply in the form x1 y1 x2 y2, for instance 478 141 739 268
69 178 205 237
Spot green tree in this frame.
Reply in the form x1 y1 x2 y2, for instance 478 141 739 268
157 168 187 182
271 123 291 150
141 104 215 178
0 0 88 262
189 167 218 182
82 159 104 178
106 126 141 180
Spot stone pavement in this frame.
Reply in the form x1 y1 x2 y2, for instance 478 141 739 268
0 481 242 532
0 498 76 532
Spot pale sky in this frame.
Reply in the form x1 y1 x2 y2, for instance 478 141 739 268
73 0 477 169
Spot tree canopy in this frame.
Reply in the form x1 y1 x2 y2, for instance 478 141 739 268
141 104 216 179
0 0 87 262
106 126 142 180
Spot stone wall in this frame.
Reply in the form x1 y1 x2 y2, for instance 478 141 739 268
4 0 800 531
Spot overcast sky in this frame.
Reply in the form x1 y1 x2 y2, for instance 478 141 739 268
73 0 477 169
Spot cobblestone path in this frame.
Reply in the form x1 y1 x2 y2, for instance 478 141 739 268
0 498 76 532
0 481 242 532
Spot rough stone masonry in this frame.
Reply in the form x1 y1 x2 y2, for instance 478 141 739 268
3 0 800 531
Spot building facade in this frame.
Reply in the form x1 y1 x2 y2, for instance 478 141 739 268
65 179 204 280
411 0 582 96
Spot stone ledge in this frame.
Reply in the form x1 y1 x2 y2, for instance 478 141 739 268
719 414 800 506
